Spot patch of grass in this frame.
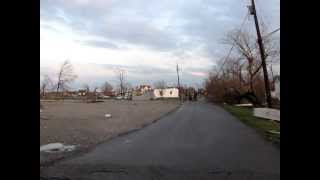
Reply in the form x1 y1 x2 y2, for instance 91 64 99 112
223 104 280 146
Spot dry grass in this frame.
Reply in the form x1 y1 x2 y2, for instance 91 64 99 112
223 104 280 146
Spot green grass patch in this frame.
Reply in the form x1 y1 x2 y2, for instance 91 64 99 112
223 104 280 146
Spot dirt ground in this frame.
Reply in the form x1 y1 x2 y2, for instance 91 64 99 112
40 100 180 149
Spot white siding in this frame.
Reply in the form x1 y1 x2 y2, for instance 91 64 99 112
153 88 179 99
271 80 280 100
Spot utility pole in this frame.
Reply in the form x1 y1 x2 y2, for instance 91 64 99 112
176 64 181 101
248 0 272 108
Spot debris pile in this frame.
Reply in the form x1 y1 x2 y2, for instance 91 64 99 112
40 143 76 153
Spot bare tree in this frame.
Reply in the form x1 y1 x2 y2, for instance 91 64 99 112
41 75 53 98
204 23 279 106
56 60 77 95
224 28 279 94
101 81 113 95
205 55 267 106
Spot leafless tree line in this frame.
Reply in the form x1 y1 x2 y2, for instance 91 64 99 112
40 60 134 99
205 27 279 106
40 60 77 99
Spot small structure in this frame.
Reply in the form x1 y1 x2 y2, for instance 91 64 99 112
115 89 133 100
139 85 152 94
153 87 179 99
271 75 280 100
78 89 87 96
133 85 152 96
132 90 153 100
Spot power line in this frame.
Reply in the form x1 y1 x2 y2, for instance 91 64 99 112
255 0 272 29
216 12 249 77
253 0 280 38
264 27 280 38
216 17 279 79
217 45 234 76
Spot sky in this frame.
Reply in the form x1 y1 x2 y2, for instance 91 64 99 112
40 0 280 90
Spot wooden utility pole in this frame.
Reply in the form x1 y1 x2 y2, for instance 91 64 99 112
176 64 181 101
249 0 273 108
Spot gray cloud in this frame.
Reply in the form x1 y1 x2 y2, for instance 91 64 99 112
92 20 179 51
78 40 120 49
41 0 279 86
41 0 279 57
40 23 61 34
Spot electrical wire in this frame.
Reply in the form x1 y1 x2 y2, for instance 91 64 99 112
216 12 250 77
264 27 280 38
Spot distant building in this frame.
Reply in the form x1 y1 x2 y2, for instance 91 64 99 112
132 87 179 100
78 89 87 96
153 88 179 99
133 85 152 96
138 85 152 93
271 75 280 100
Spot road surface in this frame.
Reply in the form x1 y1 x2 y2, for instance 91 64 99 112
41 101 280 180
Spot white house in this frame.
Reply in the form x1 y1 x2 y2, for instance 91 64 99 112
153 88 179 99
271 75 280 100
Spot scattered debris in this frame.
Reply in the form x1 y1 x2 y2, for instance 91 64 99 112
40 116 49 120
253 108 280 121
235 103 253 107
268 130 280 134
40 143 76 153
105 114 112 118
100 95 110 99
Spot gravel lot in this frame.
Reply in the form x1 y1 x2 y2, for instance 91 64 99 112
40 99 180 149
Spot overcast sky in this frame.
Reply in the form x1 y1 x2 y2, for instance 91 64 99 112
40 0 279 89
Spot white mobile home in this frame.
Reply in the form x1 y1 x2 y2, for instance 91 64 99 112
153 88 179 99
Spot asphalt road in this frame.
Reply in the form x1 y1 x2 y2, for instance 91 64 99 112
41 101 280 180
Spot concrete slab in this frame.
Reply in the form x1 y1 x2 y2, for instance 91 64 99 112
254 108 280 121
